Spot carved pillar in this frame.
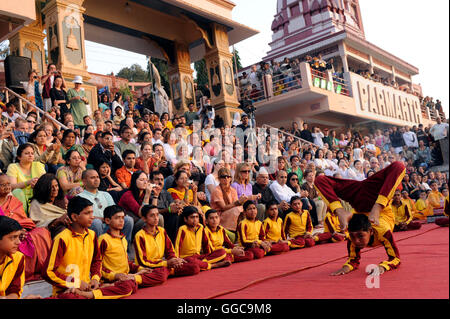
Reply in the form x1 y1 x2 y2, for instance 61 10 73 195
167 42 195 116
42 0 97 110
8 11 46 76
204 23 241 126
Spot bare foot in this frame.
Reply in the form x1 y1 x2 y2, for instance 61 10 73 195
368 203 382 226
73 288 94 299
335 208 352 230
211 260 232 269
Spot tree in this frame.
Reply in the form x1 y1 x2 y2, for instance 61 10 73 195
232 48 243 71
118 84 133 102
194 59 208 88
117 63 148 82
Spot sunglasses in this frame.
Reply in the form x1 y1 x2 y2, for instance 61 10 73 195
241 170 250 173
220 175 231 179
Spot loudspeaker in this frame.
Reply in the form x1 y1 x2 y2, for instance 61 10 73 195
4 55 32 94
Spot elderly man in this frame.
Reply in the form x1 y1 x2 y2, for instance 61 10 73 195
269 170 300 217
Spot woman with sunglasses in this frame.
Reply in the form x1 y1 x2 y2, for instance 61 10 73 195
286 172 301 194
231 163 261 203
210 167 248 236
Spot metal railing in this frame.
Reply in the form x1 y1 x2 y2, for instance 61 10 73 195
310 68 351 97
332 74 351 97
262 123 319 149
238 71 303 103
1 86 68 130
271 71 302 96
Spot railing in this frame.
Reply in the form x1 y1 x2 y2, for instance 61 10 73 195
332 74 351 97
272 71 302 96
420 103 430 120
1 86 68 130
262 123 319 149
310 68 351 97
238 70 303 103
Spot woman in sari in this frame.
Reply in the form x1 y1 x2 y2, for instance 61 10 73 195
0 173 63 282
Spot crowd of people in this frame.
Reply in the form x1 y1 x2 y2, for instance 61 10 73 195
236 52 445 124
0 61 448 299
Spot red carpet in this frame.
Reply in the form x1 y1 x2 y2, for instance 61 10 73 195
127 224 448 299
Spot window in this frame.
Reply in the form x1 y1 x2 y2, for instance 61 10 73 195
290 4 301 17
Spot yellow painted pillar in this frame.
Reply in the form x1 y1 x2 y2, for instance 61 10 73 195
42 0 97 110
167 41 196 117
204 23 242 126
8 12 46 76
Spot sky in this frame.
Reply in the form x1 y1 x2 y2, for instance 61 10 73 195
85 0 449 117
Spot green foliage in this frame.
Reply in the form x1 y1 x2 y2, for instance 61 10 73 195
117 63 149 82
118 84 133 102
194 59 208 87
232 48 243 70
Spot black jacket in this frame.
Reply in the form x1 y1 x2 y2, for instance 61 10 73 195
87 143 123 172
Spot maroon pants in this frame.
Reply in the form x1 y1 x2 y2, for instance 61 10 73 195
315 161 405 213
51 279 137 299
245 247 265 259
184 249 227 270
268 242 290 254
224 250 254 263
394 221 422 232
171 260 201 277
331 232 346 242
314 232 333 244
435 217 449 227
138 267 169 287
289 235 315 249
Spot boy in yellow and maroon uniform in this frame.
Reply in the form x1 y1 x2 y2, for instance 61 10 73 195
323 210 348 243
391 190 421 232
237 201 288 258
283 197 332 249
134 205 200 277
204 209 254 263
175 206 230 270
331 214 401 276
99 205 168 288
435 190 449 227
43 197 136 299
401 190 418 219
263 201 290 253
414 191 432 220
314 161 406 232
427 180 445 215
0 216 38 299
